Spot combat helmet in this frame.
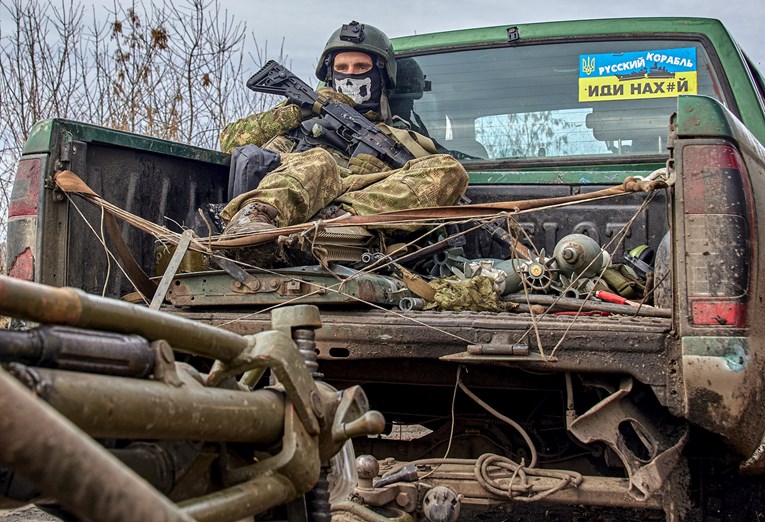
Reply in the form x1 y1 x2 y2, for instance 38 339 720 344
316 21 397 88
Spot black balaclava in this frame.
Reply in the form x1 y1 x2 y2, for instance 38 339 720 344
332 57 384 114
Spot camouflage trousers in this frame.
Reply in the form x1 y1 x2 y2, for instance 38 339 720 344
221 148 469 228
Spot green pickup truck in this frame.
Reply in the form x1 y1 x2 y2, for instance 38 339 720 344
7 17 765 521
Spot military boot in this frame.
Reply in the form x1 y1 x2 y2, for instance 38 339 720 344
223 201 278 236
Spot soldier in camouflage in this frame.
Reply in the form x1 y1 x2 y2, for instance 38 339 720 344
220 21 468 235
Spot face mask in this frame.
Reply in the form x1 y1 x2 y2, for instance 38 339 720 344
333 66 382 113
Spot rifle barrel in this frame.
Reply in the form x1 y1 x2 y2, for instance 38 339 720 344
25 367 285 443
0 275 248 362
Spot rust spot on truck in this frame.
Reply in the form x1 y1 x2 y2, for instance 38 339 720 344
8 247 34 281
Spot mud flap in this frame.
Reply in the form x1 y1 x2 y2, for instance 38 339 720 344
568 377 688 500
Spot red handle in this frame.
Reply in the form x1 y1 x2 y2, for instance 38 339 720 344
595 290 628 305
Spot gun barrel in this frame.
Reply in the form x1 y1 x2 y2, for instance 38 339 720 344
0 275 248 362
0 326 154 378
19 366 285 443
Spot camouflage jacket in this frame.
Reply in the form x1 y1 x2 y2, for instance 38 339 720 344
219 102 302 154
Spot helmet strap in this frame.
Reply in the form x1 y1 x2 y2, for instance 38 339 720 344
379 91 392 124
324 54 335 85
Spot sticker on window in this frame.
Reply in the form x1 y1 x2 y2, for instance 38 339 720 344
579 48 697 102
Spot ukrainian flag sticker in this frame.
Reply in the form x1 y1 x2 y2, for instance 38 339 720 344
579 48 698 102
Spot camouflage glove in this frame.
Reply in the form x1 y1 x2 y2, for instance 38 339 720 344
348 153 390 176
315 86 356 108
293 88 355 119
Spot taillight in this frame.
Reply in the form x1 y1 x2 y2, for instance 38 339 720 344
6 158 42 281
682 144 751 327
8 158 41 218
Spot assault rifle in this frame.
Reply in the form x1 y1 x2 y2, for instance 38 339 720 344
246 60 415 168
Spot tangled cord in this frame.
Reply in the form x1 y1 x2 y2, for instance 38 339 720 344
382 455 583 503
474 453 583 502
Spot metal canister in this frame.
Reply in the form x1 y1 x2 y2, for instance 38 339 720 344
553 234 610 278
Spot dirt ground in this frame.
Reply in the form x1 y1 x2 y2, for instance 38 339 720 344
0 507 61 521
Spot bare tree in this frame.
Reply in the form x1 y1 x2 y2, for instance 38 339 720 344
476 111 574 159
0 0 290 242
0 0 86 144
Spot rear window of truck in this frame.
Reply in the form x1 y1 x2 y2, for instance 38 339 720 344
391 40 726 161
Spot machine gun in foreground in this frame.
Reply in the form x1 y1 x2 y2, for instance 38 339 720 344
0 275 384 522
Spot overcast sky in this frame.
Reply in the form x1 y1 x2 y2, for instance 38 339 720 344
210 0 764 82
